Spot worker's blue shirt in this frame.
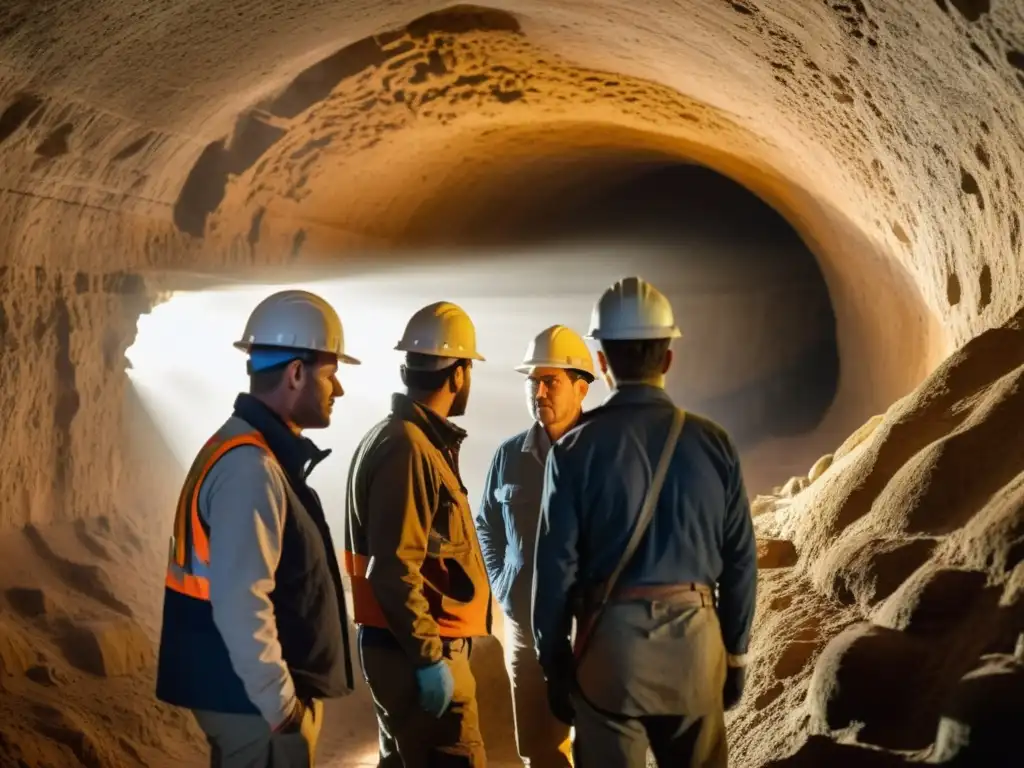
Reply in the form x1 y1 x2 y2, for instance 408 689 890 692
531 384 758 674
475 423 550 622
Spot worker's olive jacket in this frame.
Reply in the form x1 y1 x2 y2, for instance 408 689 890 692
344 393 492 667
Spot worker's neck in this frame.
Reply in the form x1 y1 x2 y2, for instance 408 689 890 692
249 392 302 434
542 411 581 444
611 375 666 390
407 389 453 419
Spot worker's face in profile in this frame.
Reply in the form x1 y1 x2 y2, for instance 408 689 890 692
450 362 472 418
290 356 342 429
527 367 588 429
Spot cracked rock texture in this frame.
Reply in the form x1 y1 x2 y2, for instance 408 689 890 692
0 1 1023 766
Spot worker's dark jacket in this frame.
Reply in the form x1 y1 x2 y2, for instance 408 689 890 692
156 394 354 718
532 384 757 716
344 393 492 667
476 423 550 623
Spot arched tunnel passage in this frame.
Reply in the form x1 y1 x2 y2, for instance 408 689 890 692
2 0 1024 766
445 160 842 451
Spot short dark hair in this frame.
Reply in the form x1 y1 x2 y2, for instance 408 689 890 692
247 347 317 394
401 355 468 393
600 338 671 381
249 365 291 395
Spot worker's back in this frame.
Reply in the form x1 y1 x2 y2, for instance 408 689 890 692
551 384 751 595
534 382 757 720
533 275 755 767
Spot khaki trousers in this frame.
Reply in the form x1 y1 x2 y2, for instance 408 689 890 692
503 616 573 768
359 630 487 767
570 692 726 768
193 701 323 768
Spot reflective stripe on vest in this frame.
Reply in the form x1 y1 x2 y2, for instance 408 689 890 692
165 431 270 601
342 551 389 628
342 534 477 631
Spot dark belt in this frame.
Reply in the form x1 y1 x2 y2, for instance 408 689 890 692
610 581 714 608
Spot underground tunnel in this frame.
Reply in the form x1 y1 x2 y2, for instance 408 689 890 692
1 1 1023 767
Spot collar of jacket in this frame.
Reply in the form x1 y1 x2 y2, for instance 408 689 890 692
232 393 332 482
522 420 552 461
390 392 467 452
601 383 676 409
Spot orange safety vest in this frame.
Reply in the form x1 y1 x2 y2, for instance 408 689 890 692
165 431 270 601
344 550 388 628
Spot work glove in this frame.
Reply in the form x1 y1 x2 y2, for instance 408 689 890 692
546 675 575 726
723 665 746 711
415 660 455 718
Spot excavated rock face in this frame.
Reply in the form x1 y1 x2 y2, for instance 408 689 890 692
0 1 1022 766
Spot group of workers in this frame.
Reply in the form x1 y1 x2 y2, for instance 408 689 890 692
153 275 758 768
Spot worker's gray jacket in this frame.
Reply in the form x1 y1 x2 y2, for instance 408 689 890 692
531 384 758 677
475 423 552 623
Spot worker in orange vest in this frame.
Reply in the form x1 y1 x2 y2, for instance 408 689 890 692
155 289 361 767
344 300 492 767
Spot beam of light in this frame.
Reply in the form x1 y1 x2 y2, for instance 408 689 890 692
125 247 639 533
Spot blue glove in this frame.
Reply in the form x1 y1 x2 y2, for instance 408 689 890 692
415 660 455 718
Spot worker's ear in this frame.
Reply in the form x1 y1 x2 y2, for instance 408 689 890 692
575 377 590 401
449 363 465 393
661 348 674 374
285 359 305 390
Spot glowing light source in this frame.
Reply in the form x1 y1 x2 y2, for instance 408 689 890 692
125 249 623 531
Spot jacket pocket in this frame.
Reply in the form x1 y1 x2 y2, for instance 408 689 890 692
422 486 476 603
493 483 526 543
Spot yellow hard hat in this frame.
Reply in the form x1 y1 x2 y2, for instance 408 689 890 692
233 289 361 365
515 324 595 376
394 301 485 365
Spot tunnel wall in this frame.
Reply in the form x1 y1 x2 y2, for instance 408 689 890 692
0 1 1023 530
0 268 154 526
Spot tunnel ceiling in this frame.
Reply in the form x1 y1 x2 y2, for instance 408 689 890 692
2 3 1024 766
0 0 1021 344
0 0 1022 529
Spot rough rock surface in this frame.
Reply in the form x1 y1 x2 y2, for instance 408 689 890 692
742 306 1024 766
0 0 1022 766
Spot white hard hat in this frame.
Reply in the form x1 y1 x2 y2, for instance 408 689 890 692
395 301 485 366
586 276 681 341
233 289 361 365
515 324 595 377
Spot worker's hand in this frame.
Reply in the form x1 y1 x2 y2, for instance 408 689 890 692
546 675 575 726
415 660 455 718
273 698 307 733
723 665 746 711
272 697 323 762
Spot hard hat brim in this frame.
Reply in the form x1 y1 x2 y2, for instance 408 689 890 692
394 344 486 363
234 340 362 365
586 327 683 341
513 362 594 375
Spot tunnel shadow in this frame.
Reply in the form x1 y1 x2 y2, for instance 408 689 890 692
484 161 841 450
